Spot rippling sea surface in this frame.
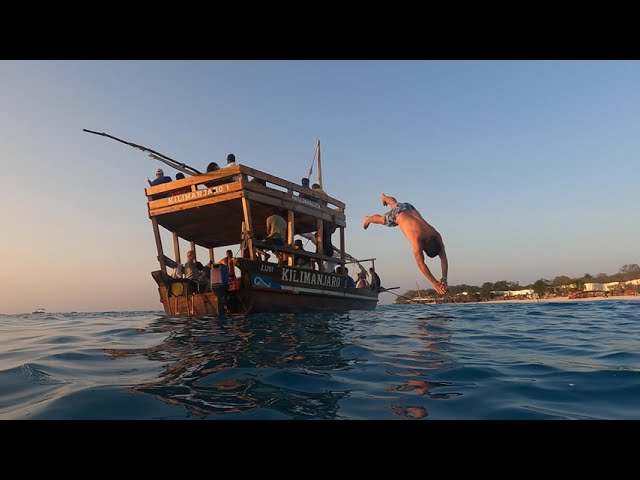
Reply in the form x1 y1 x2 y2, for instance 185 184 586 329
1 301 639 420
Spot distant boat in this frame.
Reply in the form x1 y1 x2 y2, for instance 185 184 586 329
411 297 437 304
32 307 46 314
412 282 437 304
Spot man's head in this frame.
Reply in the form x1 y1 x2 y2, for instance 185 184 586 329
226 249 233 257
301 178 310 187
207 162 219 172
312 183 321 190
196 261 204 271
176 172 185 180
369 267 374 273
294 239 303 249
186 250 195 262
156 168 164 177
424 236 441 258
227 154 236 165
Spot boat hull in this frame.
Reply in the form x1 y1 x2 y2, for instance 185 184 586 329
152 259 378 316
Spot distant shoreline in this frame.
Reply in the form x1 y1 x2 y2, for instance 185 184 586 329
482 295 640 305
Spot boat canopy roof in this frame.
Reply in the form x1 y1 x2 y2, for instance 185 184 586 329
145 165 346 249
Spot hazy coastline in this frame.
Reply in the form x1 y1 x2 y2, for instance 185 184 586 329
482 295 640 305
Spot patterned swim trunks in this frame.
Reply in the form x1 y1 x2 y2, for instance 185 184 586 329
383 202 416 227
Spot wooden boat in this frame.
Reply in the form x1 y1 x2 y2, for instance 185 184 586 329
145 162 379 316
411 297 438 305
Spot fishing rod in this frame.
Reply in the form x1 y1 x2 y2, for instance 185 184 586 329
83 129 202 176
379 287 420 303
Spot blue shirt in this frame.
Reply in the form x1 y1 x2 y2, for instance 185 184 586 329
149 175 172 199
150 175 172 187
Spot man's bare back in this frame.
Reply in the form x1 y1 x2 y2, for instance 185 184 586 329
363 194 448 295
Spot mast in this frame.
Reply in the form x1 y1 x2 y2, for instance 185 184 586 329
316 139 322 189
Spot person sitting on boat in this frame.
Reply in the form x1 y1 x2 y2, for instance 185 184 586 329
148 168 173 199
181 250 209 292
344 267 356 288
312 183 327 206
196 261 211 292
218 249 237 278
265 209 286 246
293 239 315 269
320 221 337 273
203 162 222 188
255 208 287 263
299 178 316 201
355 271 369 289
224 153 240 181
172 172 192 195
369 267 382 292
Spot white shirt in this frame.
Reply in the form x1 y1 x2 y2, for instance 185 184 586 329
225 163 240 181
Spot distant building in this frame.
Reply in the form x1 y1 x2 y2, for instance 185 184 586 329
584 279 640 291
584 283 606 292
493 289 534 298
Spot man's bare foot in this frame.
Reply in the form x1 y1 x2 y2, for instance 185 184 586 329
363 216 370 230
380 193 388 207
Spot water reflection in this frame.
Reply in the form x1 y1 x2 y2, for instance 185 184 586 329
105 313 352 419
386 313 462 419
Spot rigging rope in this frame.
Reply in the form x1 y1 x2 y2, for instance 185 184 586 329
307 145 317 180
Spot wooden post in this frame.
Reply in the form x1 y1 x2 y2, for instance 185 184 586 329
287 210 294 266
317 139 322 189
209 248 215 264
173 232 181 266
316 218 324 271
151 217 167 274
242 197 255 260
241 221 247 259
371 258 376 272
339 226 345 265
190 241 196 260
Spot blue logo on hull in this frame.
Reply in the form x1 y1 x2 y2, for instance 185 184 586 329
252 275 281 289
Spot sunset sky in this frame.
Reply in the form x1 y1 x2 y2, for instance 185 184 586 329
1 60 638 313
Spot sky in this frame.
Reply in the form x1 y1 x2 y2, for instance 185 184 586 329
0 60 638 313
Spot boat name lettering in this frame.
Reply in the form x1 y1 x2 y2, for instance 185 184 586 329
167 184 231 205
281 268 342 288
291 196 321 208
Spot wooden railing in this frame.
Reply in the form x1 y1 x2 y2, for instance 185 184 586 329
146 164 346 222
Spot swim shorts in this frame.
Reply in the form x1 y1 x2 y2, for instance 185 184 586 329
383 202 416 227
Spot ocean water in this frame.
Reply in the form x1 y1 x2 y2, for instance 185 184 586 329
1 301 639 420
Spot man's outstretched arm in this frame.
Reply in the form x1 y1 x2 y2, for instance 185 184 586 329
439 241 448 289
413 245 446 295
